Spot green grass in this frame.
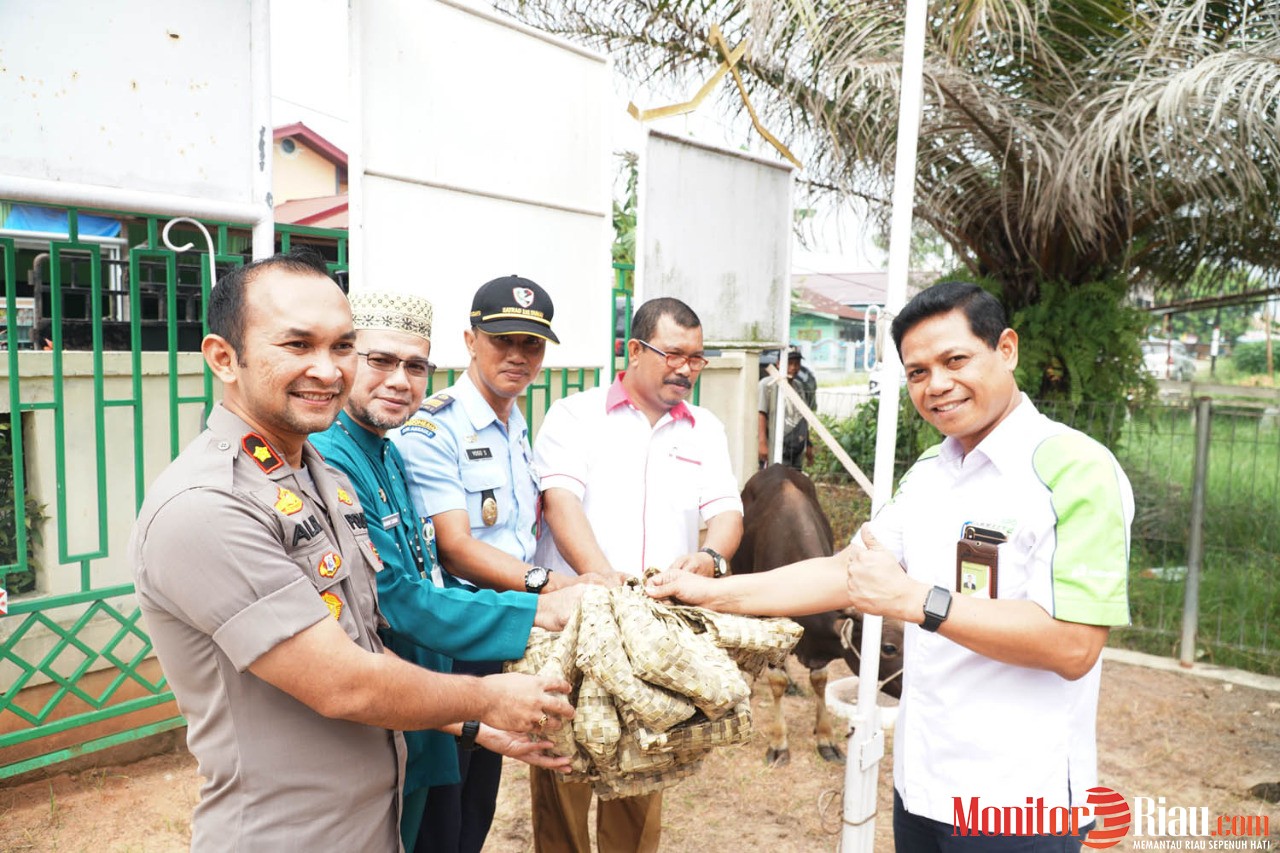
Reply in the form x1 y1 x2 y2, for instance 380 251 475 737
1111 405 1280 675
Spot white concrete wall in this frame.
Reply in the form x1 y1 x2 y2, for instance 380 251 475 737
694 351 762 488
0 2 256 205
353 0 613 369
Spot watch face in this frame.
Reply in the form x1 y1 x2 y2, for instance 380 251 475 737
526 566 549 588
925 586 950 617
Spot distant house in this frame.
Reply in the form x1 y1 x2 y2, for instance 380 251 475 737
272 122 348 228
787 273 880 372
789 270 931 373
791 285 868 345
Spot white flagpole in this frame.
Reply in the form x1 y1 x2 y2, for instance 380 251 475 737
841 0 929 849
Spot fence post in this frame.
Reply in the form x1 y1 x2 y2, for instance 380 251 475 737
1179 397 1212 668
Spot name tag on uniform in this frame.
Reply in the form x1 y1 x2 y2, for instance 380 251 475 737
380 512 401 530
466 447 493 460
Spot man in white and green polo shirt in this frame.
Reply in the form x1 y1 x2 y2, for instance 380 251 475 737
646 280 1132 852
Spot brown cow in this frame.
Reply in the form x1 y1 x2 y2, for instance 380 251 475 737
734 464 904 766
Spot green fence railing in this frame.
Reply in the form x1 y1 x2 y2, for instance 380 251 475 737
0 204 349 778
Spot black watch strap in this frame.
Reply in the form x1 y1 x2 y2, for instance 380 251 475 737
458 719 481 752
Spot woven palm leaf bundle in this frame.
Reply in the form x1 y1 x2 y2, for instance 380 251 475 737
505 576 803 800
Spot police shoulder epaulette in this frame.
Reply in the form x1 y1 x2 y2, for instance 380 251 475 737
421 393 455 414
241 432 284 474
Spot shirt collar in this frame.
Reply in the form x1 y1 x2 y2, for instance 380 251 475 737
206 403 326 478
335 409 386 456
453 371 526 435
938 392 1037 474
606 374 696 425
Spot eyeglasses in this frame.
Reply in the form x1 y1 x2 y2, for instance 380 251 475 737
635 339 709 371
358 350 436 378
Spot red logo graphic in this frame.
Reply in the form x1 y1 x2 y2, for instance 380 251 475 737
1083 787 1131 849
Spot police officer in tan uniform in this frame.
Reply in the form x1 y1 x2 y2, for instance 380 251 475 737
130 251 572 853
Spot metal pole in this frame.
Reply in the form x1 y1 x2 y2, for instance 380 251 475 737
772 377 786 463
1179 397 1211 667
348 0 367 290
843 0 929 850
249 0 275 260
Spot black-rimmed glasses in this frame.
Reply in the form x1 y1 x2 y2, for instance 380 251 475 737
358 350 436 378
635 339 709 371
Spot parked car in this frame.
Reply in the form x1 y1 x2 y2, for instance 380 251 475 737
1141 339 1196 381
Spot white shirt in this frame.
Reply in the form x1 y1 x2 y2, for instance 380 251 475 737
533 376 742 577
864 395 1132 825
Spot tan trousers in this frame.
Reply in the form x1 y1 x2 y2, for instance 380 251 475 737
529 767 663 853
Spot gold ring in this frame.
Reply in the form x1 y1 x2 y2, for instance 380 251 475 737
536 713 548 730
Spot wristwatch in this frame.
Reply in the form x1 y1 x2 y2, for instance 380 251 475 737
699 547 729 578
524 565 550 594
458 719 480 752
921 585 952 633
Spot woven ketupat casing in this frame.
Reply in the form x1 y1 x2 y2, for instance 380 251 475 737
670 605 804 675
512 611 585 769
612 583 749 720
576 587 695 732
593 753 705 800
630 701 753 754
573 675 621 766
503 581 804 801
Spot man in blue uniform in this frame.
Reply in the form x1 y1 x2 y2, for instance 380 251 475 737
312 289 584 851
395 275 587 852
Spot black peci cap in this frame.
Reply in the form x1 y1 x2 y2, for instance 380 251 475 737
469 275 559 343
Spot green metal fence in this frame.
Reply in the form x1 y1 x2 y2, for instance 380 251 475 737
0 205 349 777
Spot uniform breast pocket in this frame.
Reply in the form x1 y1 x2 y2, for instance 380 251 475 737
460 463 506 530
289 539 359 640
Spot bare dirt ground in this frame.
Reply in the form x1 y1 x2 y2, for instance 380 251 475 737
2 656 1277 852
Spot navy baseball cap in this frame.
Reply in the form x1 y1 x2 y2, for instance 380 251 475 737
469 275 560 343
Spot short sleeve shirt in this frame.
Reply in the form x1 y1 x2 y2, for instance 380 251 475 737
532 377 743 576
392 372 540 579
758 374 809 440
130 405 402 853
863 395 1133 825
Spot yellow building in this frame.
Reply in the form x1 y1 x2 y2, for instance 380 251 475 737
272 122 348 227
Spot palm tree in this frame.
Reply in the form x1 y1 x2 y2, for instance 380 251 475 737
498 0 1280 399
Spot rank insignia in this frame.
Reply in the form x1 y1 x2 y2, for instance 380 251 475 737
377 488 387 503
274 487 304 516
321 591 343 621
336 487 354 506
422 393 455 414
242 433 283 474
318 551 342 578
368 542 383 570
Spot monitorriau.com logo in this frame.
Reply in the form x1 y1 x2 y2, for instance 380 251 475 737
951 787 1271 849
